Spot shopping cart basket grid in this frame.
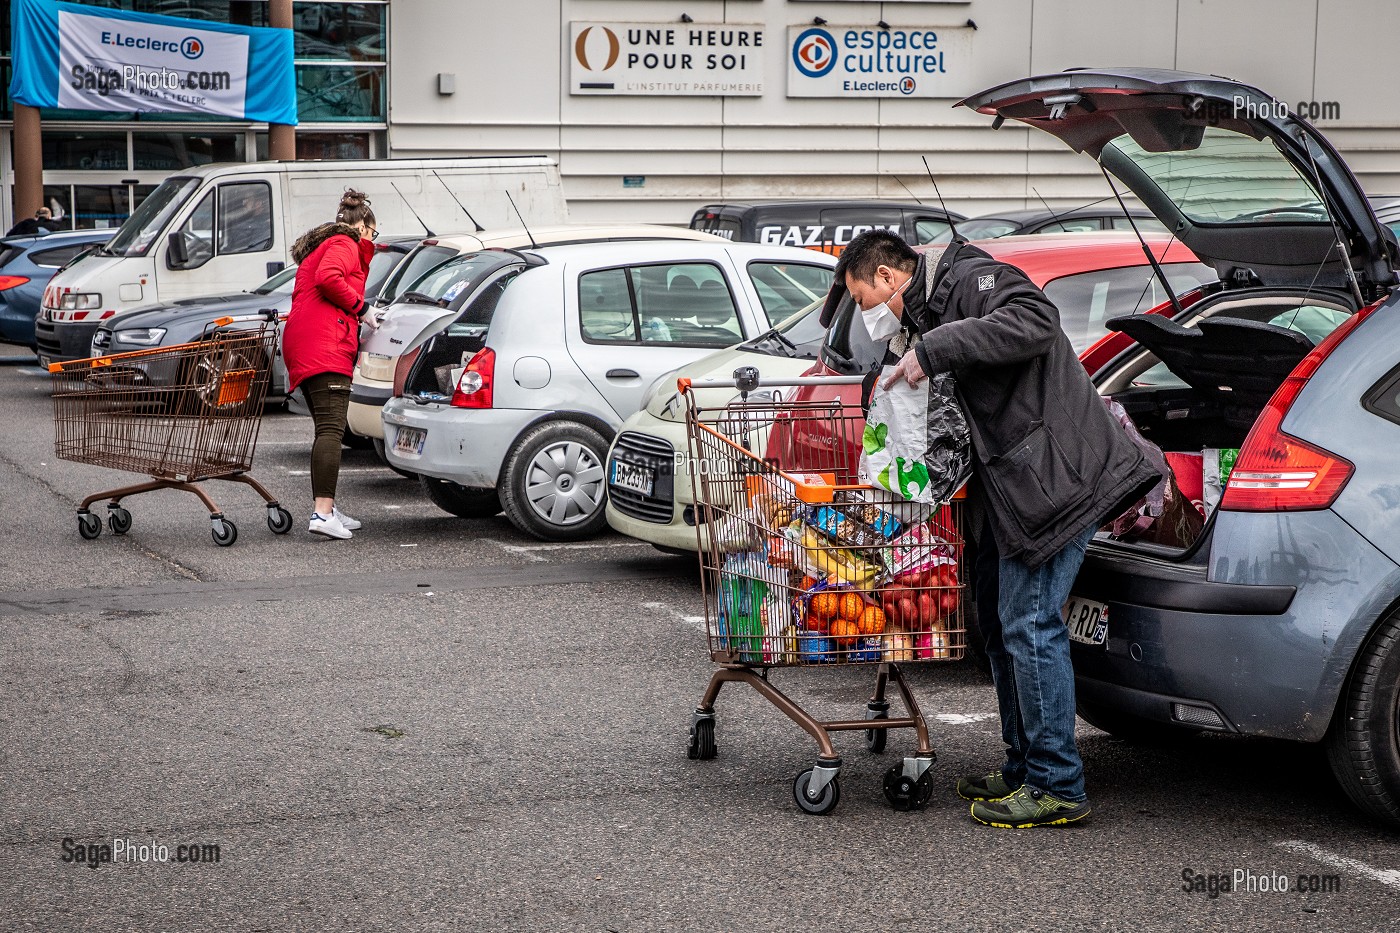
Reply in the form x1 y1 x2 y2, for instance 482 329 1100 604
683 373 967 815
48 313 294 546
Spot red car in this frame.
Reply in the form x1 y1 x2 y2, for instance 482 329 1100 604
775 231 1214 475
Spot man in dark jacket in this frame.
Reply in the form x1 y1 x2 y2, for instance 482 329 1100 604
6 207 53 237
838 230 1158 828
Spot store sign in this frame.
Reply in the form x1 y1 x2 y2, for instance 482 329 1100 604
570 22 764 96
787 25 974 98
8 0 296 123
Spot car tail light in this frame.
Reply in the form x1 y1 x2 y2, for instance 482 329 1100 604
451 347 495 409
392 345 422 398
0 275 29 291
1219 302 1377 512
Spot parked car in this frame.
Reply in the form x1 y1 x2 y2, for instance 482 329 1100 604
956 204 1168 240
605 292 835 553
379 240 836 539
791 68 1400 827
89 236 420 401
0 229 114 349
346 224 729 464
689 200 964 253
1367 195 1400 243
632 231 1210 555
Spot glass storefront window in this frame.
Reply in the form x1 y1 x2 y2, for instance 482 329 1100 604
133 132 246 170
296 64 385 122
294 3 387 61
296 132 370 160
42 132 129 171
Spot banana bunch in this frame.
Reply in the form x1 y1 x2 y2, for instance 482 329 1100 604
788 524 879 589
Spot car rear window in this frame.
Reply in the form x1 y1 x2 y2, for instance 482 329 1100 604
28 243 93 267
1042 262 1217 352
746 261 833 322
378 244 457 305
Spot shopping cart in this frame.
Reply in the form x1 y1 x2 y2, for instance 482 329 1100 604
683 369 966 815
48 311 292 547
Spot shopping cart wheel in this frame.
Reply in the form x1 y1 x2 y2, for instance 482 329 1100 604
687 713 717 761
882 764 935 812
77 511 101 540
211 517 238 547
266 506 294 535
107 507 132 536
793 767 841 816
864 700 890 754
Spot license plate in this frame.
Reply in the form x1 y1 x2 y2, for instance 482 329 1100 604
609 458 655 496
393 426 426 457
1063 596 1108 646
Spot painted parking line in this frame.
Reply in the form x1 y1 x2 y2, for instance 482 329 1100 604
482 537 654 563
1276 840 1400 891
642 600 707 632
285 467 396 475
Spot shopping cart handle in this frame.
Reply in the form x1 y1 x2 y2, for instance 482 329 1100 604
680 374 868 392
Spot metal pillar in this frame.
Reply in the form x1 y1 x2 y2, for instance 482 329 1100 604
267 0 296 161
12 104 43 222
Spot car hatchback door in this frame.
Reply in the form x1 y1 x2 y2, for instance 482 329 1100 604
565 255 754 421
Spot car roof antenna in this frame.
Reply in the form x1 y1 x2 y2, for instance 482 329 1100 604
922 156 961 241
890 174 923 204
432 170 486 233
1097 165 1183 317
390 181 435 237
1031 186 1070 232
505 189 538 250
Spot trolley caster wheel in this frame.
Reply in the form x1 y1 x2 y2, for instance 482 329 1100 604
882 763 935 812
77 511 102 540
794 767 841 816
107 507 132 536
865 700 890 754
266 506 293 535
687 712 717 760
211 517 238 547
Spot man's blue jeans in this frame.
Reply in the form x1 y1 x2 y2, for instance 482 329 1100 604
974 515 1095 802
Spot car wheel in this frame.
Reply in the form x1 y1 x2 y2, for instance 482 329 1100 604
500 421 609 541
1326 613 1400 829
177 343 268 416
372 437 417 479
1075 698 1201 744
419 475 501 519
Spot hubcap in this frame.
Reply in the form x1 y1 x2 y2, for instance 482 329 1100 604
524 440 605 527
193 347 256 410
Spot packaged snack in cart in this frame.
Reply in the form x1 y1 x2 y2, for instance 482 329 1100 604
883 633 914 662
760 589 796 664
717 553 767 661
883 521 957 581
804 505 888 553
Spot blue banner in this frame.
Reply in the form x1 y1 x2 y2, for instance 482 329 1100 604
9 0 297 124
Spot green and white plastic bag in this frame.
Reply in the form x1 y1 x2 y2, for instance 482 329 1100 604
858 366 971 505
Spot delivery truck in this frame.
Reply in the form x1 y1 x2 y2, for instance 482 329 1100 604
36 156 567 365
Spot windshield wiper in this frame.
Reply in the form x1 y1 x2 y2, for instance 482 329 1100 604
398 291 446 307
746 326 800 356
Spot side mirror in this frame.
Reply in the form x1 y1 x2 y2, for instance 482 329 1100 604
166 231 188 269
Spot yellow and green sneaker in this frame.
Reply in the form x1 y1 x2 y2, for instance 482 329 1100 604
955 770 1016 802
969 785 1091 828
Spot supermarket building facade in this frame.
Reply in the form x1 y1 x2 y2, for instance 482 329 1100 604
4 0 1397 232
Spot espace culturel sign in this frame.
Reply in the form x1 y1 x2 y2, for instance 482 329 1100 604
570 22 764 96
788 25 974 98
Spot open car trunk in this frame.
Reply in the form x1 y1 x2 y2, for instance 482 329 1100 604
1093 286 1356 550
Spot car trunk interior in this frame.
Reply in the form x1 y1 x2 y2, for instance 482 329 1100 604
1092 286 1357 550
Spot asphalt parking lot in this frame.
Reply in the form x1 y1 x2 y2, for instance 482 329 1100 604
1 344 1397 932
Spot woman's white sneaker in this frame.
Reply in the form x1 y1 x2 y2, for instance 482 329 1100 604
332 507 362 531
309 511 353 539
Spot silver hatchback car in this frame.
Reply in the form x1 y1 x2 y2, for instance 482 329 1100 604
962 68 1400 827
380 239 834 540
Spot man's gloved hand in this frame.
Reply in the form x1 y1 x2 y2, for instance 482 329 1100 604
883 348 928 390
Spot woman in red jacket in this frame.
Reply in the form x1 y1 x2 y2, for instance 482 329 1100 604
282 189 377 540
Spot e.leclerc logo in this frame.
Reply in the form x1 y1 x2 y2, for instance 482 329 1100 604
900 76 916 95
792 27 836 78
101 31 204 59
180 37 204 60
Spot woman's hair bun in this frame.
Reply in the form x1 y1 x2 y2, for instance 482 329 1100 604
339 187 369 210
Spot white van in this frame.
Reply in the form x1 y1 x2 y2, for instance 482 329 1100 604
35 156 567 365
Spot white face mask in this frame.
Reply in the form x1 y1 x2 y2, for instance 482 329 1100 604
860 275 910 342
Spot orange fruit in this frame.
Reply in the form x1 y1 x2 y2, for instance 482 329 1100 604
799 575 819 591
839 592 864 623
858 605 887 636
810 592 839 621
831 617 859 647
